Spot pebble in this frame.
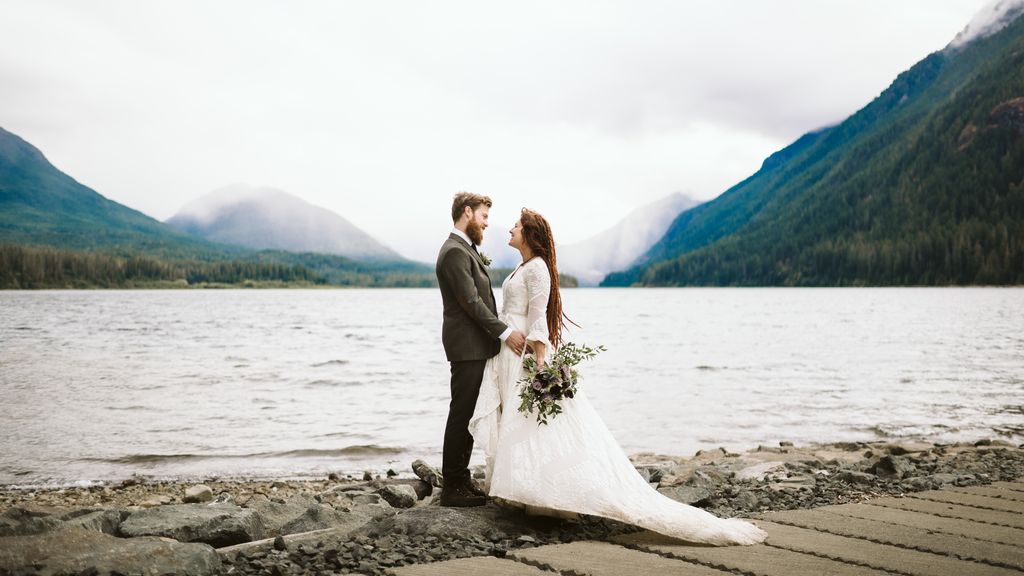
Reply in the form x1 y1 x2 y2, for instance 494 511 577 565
183 484 213 503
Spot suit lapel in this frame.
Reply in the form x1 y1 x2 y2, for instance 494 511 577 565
451 233 489 273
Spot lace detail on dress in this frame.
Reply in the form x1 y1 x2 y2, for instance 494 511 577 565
521 260 551 350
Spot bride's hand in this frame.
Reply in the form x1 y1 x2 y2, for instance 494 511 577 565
530 342 546 367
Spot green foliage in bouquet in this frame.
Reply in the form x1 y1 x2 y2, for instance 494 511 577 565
517 342 606 425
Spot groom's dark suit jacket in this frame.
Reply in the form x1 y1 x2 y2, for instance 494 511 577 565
436 233 507 362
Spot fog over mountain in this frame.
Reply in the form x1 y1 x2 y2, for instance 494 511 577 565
948 0 1024 48
558 193 701 286
166 184 400 261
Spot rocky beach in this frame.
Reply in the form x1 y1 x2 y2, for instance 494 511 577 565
2 439 1023 576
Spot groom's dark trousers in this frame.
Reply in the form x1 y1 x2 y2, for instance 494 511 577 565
436 233 508 485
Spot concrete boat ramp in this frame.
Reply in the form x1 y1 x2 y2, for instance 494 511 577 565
389 479 1024 576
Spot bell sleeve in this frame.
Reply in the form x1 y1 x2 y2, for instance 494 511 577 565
523 260 553 351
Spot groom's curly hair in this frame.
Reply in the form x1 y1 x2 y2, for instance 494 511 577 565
520 208 579 349
451 192 492 223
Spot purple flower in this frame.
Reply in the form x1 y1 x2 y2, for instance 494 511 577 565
560 365 571 381
565 390 574 399
531 381 543 391
542 394 553 403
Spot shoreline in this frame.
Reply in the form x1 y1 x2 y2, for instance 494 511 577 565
6 433 1022 491
3 439 1023 575
4 438 1023 505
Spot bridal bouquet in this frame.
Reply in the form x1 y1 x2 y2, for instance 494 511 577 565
517 342 606 425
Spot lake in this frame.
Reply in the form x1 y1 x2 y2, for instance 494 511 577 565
1 288 1021 486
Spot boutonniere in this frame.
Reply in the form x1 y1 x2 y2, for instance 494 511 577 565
479 251 492 266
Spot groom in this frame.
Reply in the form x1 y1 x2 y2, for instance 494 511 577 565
435 192 527 507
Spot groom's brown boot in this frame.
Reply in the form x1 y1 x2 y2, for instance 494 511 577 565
465 478 488 498
439 480 486 507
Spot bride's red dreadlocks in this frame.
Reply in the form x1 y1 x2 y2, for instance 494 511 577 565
519 208 578 349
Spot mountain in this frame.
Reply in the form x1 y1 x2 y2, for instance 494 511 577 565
0 127 434 287
166 185 400 261
949 0 1024 49
558 193 700 286
0 126 222 256
603 5 1024 287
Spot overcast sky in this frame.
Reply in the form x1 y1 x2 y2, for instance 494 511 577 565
1 0 988 261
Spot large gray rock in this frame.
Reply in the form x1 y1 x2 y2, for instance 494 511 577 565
0 527 221 576
0 505 63 536
868 455 917 479
0 505 126 537
734 461 787 482
119 503 263 547
387 478 433 500
184 484 214 503
59 507 127 535
412 459 444 488
377 484 417 509
658 484 713 507
358 503 532 540
243 494 360 537
659 467 719 507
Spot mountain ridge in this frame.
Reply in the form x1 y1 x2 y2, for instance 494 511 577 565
604 10 1024 286
558 192 700 286
166 184 401 261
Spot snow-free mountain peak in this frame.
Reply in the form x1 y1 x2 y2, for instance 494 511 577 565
166 184 400 261
558 192 701 286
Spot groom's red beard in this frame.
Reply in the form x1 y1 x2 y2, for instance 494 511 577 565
466 220 484 246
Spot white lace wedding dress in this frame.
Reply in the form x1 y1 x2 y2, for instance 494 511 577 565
468 257 767 546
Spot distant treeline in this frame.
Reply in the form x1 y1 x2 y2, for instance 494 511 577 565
0 244 438 288
0 244 322 288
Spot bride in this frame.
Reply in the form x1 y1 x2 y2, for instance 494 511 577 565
468 208 767 546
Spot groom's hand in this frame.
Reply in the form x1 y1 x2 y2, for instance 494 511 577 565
506 331 527 355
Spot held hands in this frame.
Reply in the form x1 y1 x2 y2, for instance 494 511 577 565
506 330 528 356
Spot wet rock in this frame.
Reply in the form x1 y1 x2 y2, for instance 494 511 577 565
869 455 917 479
833 442 866 451
378 485 417 509
184 484 214 503
412 460 444 488
244 494 357 537
639 467 664 484
358 503 531 541
59 507 126 535
837 470 876 485
767 475 816 492
119 503 263 547
0 505 65 536
0 527 220 576
658 485 712 507
734 461 786 482
731 490 758 509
